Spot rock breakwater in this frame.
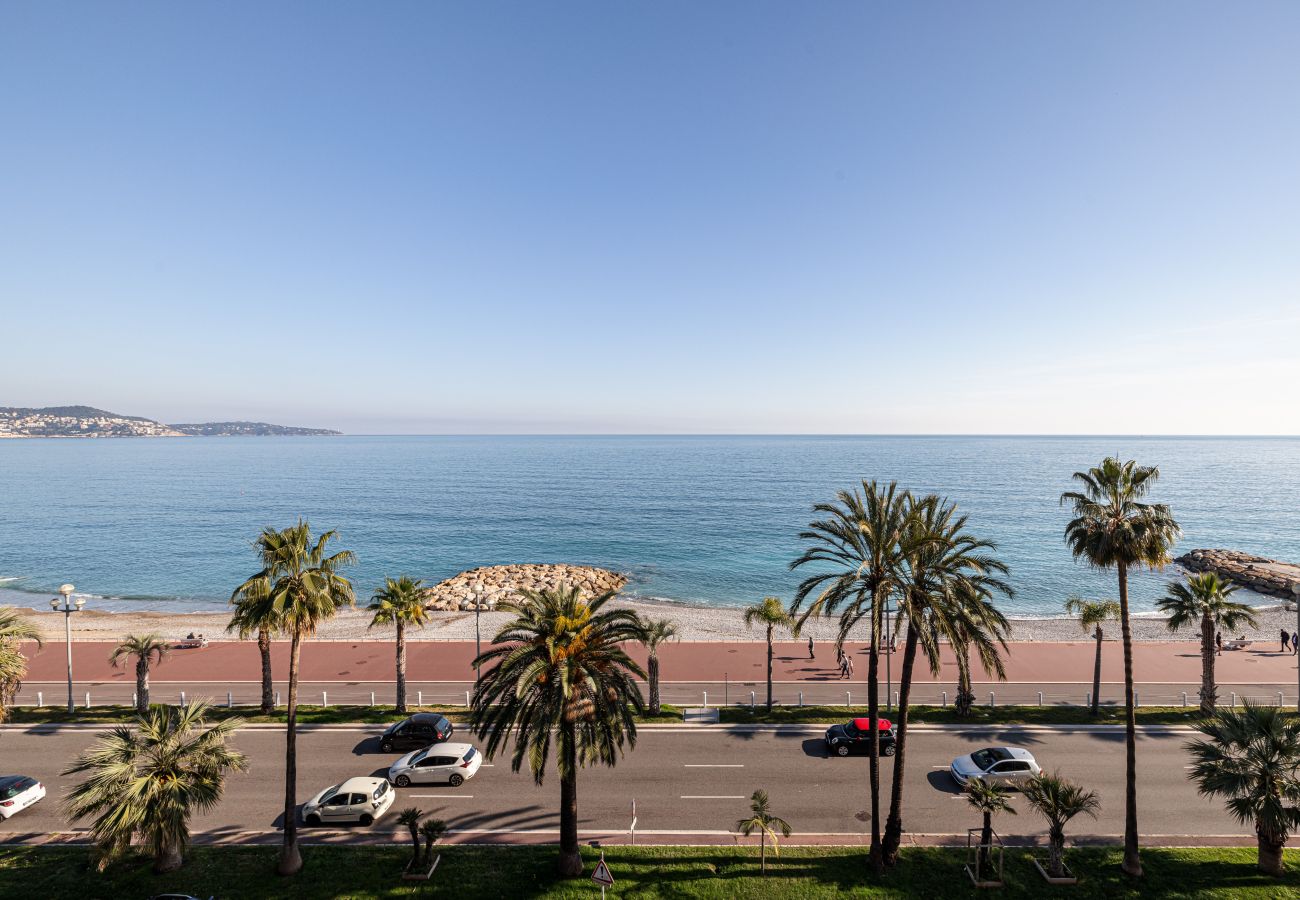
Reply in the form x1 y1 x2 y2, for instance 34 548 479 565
422 563 628 611
1176 549 1300 602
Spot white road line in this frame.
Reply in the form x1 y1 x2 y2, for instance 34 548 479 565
409 794 474 798
681 795 746 799
683 764 744 767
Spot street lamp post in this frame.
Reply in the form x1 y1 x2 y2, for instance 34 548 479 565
50 584 83 714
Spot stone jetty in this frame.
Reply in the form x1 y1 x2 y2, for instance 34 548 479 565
422 563 628 612
1176 549 1300 602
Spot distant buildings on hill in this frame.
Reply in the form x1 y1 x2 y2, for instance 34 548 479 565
0 406 340 438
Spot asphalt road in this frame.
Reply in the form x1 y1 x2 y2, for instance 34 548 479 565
0 723 1255 846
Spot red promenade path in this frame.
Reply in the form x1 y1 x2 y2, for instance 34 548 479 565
17 639 1300 708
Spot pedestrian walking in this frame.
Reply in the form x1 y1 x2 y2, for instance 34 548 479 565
808 635 815 659
1293 631 1299 655
839 657 849 680
1283 629 1291 652
1215 631 1222 656
846 654 855 678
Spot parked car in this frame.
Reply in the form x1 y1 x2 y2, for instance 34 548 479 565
0 776 45 819
389 742 482 787
824 718 896 757
379 713 454 753
302 777 394 826
950 747 1041 788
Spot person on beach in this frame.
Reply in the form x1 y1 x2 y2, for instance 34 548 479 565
808 636 815 659
1283 629 1292 652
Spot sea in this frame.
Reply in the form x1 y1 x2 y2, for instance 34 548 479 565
1 436 1297 617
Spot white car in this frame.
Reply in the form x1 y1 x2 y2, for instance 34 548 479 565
950 747 1041 788
302 777 394 826
388 742 482 788
0 776 45 819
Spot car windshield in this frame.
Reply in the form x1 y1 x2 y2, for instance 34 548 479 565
319 784 340 802
462 747 476 762
410 748 428 765
970 749 1012 770
435 716 451 732
843 722 861 738
373 782 388 799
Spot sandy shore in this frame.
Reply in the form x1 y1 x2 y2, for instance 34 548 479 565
10 596 1300 645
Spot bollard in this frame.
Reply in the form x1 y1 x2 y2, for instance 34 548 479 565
1135 691 1139 707
227 691 233 708
1038 691 1043 706
37 691 43 707
799 691 803 707
133 692 138 708
846 691 851 707
1086 692 1091 707
465 690 471 707
276 691 281 707
179 691 186 707
703 691 708 708
750 691 755 709
85 691 91 709
1279 692 1285 707
322 691 328 707
941 691 948 707
370 691 375 706
418 691 423 706
892 691 898 708
989 691 995 708
1231 692 1237 708
1182 692 1188 707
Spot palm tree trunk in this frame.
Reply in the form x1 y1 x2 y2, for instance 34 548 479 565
258 628 274 715
154 839 183 874
883 623 920 864
136 658 149 714
1256 825 1285 876
1117 562 1142 878
1091 626 1102 716
1048 828 1065 879
956 642 974 717
278 627 303 876
557 722 582 877
649 652 661 716
1199 612 1216 715
395 620 407 713
760 830 767 875
765 625 774 711
867 588 883 874
979 811 993 877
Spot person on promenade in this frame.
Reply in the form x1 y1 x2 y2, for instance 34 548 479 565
1293 631 1299 655
1215 631 1222 656
808 636 815 659
839 657 849 680
846 654 855 678
1283 629 1291 652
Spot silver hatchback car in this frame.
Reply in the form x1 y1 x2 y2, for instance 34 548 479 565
950 746 1041 788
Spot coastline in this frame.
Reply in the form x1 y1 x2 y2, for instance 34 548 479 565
10 594 1299 644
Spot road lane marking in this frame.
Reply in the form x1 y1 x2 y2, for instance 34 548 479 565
410 794 474 798
683 764 744 767
681 795 746 799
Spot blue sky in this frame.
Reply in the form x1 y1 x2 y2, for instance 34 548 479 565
2 2 1298 434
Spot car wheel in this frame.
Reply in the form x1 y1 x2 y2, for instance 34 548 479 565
882 744 896 757
360 814 374 826
395 774 411 788
448 774 464 787
835 744 850 757
380 741 394 753
305 813 321 827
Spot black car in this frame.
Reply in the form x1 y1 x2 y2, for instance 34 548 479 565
379 713 454 753
825 717 896 757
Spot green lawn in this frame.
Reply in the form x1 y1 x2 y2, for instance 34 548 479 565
1 845 1298 899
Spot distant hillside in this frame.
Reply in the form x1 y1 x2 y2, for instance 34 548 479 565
0 406 340 438
169 421 341 436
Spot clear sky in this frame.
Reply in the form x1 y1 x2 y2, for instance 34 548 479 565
2 2 1298 434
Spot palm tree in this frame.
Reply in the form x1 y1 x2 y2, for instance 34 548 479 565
63 701 246 872
734 789 792 876
1061 456 1179 877
397 807 424 869
1157 572 1258 715
1186 703 1300 876
420 818 448 866
0 607 41 724
109 633 171 714
742 598 797 712
1023 773 1100 880
790 480 923 873
231 520 355 876
1064 597 1121 716
884 495 1011 864
635 617 678 716
368 576 429 714
227 592 281 716
966 779 1016 879
471 586 645 877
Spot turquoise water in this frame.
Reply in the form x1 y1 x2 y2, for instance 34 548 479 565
1 436 1297 615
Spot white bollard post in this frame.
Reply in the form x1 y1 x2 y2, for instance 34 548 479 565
1279 691 1285 707
989 691 995 708
417 691 422 706
1038 691 1044 706
846 691 851 707
750 691 755 709
37 691 43 707
703 691 708 708
85 691 91 709
227 691 233 708
1086 691 1091 707
179 691 186 707
276 691 281 707
132 692 138 708
941 691 947 707
1135 691 1140 707
322 691 328 707
799 691 803 707
1231 692 1237 708
370 691 375 706
465 690 470 707
1182 691 1187 707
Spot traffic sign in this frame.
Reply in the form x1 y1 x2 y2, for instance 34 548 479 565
591 856 615 887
